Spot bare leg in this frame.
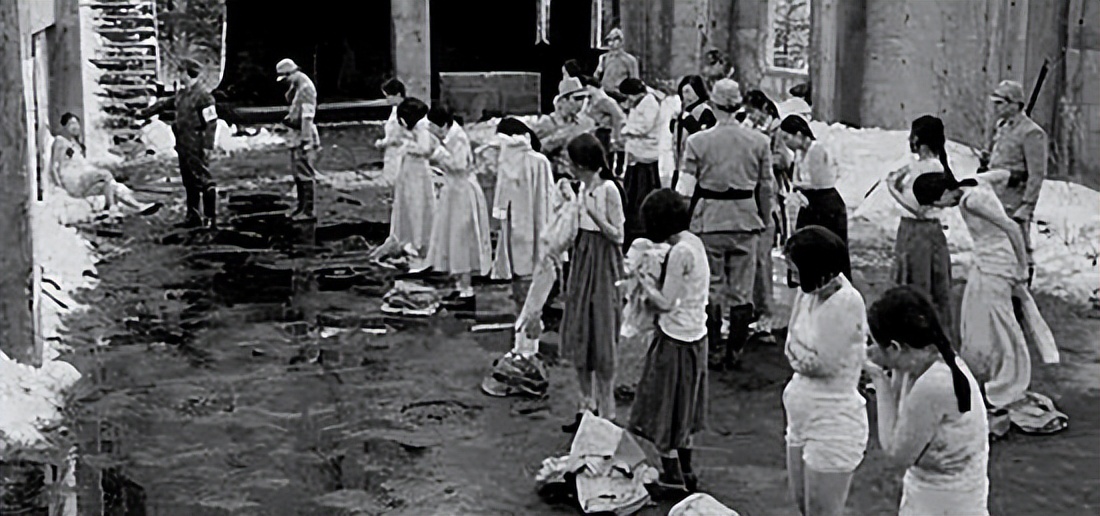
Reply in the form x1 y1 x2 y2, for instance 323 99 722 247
457 272 473 296
786 446 806 515
804 468 855 516
594 367 616 421
575 367 595 414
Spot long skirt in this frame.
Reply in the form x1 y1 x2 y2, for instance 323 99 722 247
389 156 436 257
427 174 492 275
623 161 661 247
628 329 708 452
560 230 623 376
796 187 848 245
959 268 1031 408
894 217 954 344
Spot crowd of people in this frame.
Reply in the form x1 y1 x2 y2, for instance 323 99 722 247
59 30 1063 515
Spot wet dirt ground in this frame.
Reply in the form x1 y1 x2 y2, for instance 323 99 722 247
56 126 1099 515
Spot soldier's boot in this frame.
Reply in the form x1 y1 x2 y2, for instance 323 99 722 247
202 186 218 229
724 304 755 370
289 179 305 218
706 303 725 371
292 180 316 221
175 186 203 229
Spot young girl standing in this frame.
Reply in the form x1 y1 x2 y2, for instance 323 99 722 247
559 134 625 430
374 79 407 186
425 106 492 304
373 97 436 261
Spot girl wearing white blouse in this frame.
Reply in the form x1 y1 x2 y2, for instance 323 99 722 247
781 116 848 247
782 226 868 516
559 134 626 431
865 286 989 516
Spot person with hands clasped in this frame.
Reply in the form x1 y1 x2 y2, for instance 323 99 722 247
276 58 321 221
781 226 868 516
864 286 989 516
912 171 1034 411
559 134 626 433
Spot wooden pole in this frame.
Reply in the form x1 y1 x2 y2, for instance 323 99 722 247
0 0 39 365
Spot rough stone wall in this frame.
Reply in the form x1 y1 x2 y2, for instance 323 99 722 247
1058 0 1100 188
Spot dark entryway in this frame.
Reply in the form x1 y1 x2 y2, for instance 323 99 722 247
218 0 392 107
429 0 601 114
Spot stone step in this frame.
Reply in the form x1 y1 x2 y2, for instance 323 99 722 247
86 2 153 10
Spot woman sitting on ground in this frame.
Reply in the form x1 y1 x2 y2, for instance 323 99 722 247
865 285 989 516
49 113 160 216
781 226 868 516
627 188 710 494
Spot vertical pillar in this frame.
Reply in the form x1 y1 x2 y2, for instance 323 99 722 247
810 0 838 121
392 0 431 101
669 0 709 80
1 0 40 365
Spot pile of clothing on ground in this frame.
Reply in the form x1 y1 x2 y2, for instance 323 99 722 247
380 280 442 317
535 412 658 515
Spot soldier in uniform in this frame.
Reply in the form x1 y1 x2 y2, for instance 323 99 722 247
594 28 639 99
276 58 321 220
982 80 1047 280
139 58 219 228
675 79 775 370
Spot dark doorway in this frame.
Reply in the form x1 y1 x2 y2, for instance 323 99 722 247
218 0 392 107
429 0 599 113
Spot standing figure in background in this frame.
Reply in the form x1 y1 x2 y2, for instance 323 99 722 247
781 116 849 251
701 48 733 90
581 75 625 171
490 118 555 306
276 58 321 221
559 58 585 94
982 80 1047 283
594 28 639 99
138 58 218 228
49 113 160 216
619 77 663 249
559 134 625 432
533 77 596 180
375 79 408 185
425 106 492 307
782 226 868 516
675 79 774 371
670 75 717 191
372 98 437 262
886 116 955 343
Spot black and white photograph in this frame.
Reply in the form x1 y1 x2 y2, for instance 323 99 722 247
1 0 1097 514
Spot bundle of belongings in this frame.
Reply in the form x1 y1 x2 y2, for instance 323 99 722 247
381 280 442 316
617 239 671 394
668 493 741 516
535 412 659 515
482 180 582 399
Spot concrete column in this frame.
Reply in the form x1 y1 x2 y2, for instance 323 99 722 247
392 0 431 101
0 0 39 365
669 0 709 80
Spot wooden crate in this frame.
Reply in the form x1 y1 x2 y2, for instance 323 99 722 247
438 72 541 124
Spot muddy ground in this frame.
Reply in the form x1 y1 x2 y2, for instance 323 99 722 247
47 126 1100 515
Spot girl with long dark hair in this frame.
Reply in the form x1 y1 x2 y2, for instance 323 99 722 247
886 115 956 343
670 75 717 190
559 133 625 430
781 116 848 247
865 286 989 515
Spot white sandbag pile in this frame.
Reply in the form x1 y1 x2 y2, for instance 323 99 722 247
813 121 1099 307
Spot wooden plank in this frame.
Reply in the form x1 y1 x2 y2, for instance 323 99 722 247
0 0 39 365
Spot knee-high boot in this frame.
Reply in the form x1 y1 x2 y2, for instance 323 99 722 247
706 303 725 371
202 186 218 229
176 186 202 228
726 304 755 369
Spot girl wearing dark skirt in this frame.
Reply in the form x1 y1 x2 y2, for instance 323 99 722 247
628 189 710 494
781 116 849 247
619 78 663 249
559 134 626 430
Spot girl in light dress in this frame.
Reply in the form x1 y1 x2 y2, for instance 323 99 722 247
865 286 989 516
373 79 407 186
372 97 436 262
424 106 492 305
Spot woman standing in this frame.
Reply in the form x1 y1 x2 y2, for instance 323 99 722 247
670 75 716 191
781 116 849 248
373 97 436 261
782 226 868 516
628 188 709 494
865 286 989 516
425 106 492 305
559 134 625 431
490 118 556 306
912 171 1031 410
619 78 663 249
886 115 956 342
373 78 407 185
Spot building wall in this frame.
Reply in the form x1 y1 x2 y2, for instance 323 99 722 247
1058 0 1100 188
48 0 85 135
